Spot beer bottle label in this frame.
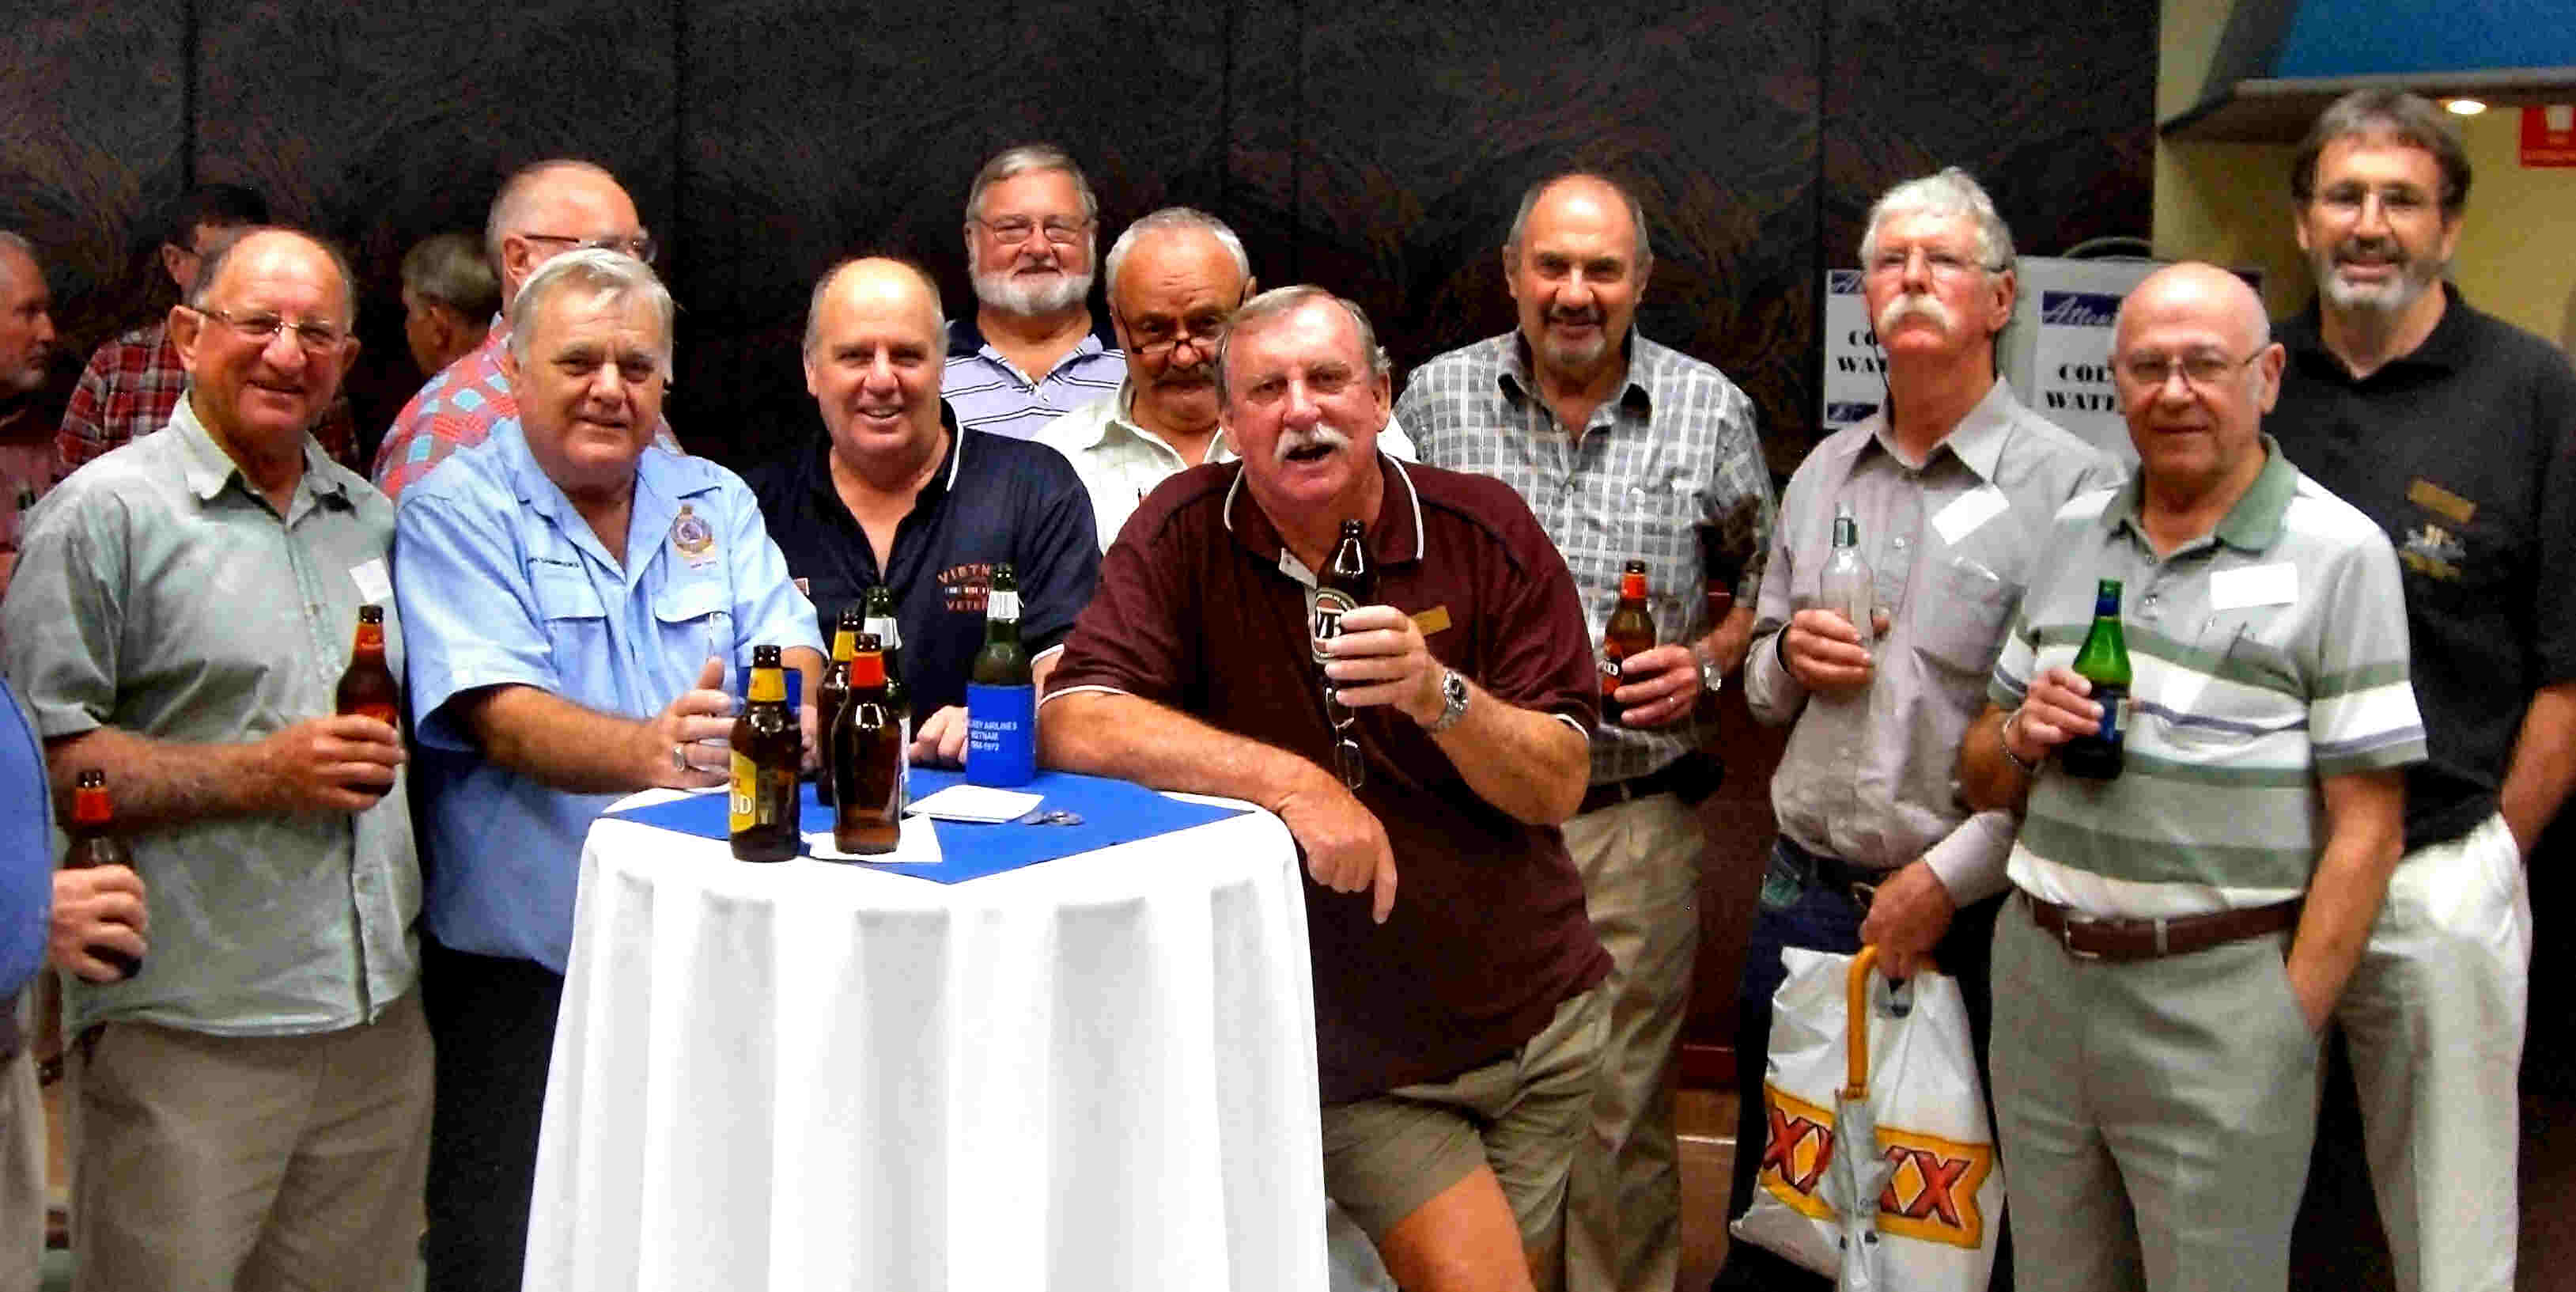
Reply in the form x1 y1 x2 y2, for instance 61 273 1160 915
729 751 758 832
1311 589 1359 663
965 682 1037 786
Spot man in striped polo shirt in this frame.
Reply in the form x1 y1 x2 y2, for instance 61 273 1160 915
1958 263 2423 1291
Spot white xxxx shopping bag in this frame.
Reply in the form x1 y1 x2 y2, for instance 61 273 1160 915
1731 945 2004 1291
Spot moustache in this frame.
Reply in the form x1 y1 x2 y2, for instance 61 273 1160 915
1874 291 1954 335
1273 425 1353 464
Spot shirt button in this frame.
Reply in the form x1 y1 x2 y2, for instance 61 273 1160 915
1893 536 1908 549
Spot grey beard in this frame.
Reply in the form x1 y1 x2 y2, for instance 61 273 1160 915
974 267 1093 317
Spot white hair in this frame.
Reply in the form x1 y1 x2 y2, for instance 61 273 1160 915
507 248 675 373
1103 207 1250 300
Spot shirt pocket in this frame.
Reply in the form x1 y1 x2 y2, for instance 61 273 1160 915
653 575 734 669
2149 609 2302 756
529 563 608 667
1910 555 2014 676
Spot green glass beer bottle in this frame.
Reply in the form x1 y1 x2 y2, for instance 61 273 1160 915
2060 579 2132 780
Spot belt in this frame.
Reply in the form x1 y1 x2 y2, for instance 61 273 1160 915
2022 891 2302 961
1578 752 1720 816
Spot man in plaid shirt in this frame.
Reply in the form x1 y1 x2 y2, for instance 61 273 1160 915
374 160 672 499
56 184 361 477
1397 172 1772 1292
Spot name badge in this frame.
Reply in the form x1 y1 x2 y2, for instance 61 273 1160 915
2209 562 2297 610
349 559 392 604
2406 478 2476 525
1931 485 2009 547
1412 604 1452 637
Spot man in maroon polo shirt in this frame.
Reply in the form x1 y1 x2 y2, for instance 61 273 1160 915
1042 285 1611 1292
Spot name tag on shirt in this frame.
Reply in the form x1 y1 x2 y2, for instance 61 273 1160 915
2210 563 2297 610
1930 485 2009 547
349 559 392 604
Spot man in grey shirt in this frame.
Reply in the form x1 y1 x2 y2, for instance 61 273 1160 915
1711 169 2116 1290
0 227 427 1291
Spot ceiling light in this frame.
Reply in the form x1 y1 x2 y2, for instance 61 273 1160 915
2445 98 2488 116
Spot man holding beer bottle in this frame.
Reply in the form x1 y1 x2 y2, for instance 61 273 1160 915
1714 169 2116 1291
750 257 1097 767
1956 263 2423 1289
1396 172 1772 1292
0 228 429 1290
1046 286 1609 1292
393 249 820 1290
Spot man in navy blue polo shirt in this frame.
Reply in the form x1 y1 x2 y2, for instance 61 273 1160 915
751 256 1099 763
2268 89 2576 1292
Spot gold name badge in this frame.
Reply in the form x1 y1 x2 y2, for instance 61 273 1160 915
2407 478 2476 525
1411 604 1453 636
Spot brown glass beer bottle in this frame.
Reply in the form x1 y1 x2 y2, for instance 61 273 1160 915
832 635 903 855
1600 560 1655 726
815 605 861 808
66 769 142 980
729 645 803 862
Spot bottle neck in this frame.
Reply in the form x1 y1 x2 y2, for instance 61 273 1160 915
830 629 857 663
73 786 111 828
747 668 787 704
850 653 886 688
1619 572 1647 601
352 623 386 656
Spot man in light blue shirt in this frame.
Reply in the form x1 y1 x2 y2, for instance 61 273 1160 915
395 248 822 1291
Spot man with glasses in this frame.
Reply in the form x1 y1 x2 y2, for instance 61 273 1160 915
1038 206 1418 550
943 144 1125 440
1712 169 2114 1292
59 182 363 476
749 256 1096 763
2265 90 2576 1292
2 227 430 1291
1397 172 1772 1292
1044 285 1609 1292
376 158 675 498
1954 262 2423 1290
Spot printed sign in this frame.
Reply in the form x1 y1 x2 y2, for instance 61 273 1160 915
2525 105 2576 168
1819 269 1884 435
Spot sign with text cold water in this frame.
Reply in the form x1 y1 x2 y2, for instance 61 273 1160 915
1818 269 1883 436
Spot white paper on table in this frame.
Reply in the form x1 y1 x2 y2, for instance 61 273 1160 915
803 813 944 864
906 784 1042 823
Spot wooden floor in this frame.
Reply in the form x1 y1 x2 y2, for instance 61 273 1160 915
1676 1086 1736 1292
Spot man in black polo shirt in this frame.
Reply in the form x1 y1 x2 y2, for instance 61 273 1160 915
2269 89 2576 1292
748 256 1099 762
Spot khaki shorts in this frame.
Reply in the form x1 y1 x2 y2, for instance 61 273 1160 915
1320 987 1606 1248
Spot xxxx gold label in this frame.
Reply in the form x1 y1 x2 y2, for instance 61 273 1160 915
1755 1082 1997 1248
729 752 757 832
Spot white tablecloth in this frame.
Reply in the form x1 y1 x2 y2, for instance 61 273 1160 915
524 795 1326 1292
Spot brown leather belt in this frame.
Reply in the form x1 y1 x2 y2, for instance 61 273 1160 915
2022 891 2302 961
1579 753 1720 816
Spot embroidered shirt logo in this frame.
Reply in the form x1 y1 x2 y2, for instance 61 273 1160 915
2399 522 2466 581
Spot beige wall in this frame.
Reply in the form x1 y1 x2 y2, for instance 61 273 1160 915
2155 0 2576 347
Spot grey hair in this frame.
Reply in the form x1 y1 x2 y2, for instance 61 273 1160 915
2292 89 2472 217
1859 167 2017 275
401 231 500 321
1503 172 1654 272
506 248 675 373
0 231 32 294
1213 285 1391 408
187 226 358 324
1103 206 1251 301
802 256 948 355
964 143 1099 225
485 159 622 269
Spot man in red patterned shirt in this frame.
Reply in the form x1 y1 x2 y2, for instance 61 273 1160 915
373 160 672 499
55 184 361 477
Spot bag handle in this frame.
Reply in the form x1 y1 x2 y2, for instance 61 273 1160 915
1843 945 1880 1099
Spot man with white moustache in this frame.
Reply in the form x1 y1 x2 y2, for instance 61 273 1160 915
943 145 1125 440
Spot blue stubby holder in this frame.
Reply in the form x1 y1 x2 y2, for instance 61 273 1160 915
964 682 1036 786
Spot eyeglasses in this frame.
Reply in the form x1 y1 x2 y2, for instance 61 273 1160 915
975 217 1091 247
1119 312 1230 359
2116 349 2264 391
1863 247 2000 280
189 306 348 354
520 232 658 264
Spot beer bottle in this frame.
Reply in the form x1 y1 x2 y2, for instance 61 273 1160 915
966 563 1036 786
815 606 861 809
335 604 401 801
1818 503 1875 649
1600 559 1656 726
2061 579 2132 780
864 585 912 791
832 634 904 855
729 644 803 861
1315 520 1372 729
66 770 142 980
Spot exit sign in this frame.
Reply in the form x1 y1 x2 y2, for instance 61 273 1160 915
2526 105 2576 167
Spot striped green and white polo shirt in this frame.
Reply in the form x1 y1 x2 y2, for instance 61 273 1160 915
1988 437 2426 919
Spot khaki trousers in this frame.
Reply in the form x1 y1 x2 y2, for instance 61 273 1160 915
1560 792 1701 1292
0 1000 40 1292
67 993 433 1292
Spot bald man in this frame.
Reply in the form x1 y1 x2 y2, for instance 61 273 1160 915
1954 263 2424 1290
2 227 429 1290
750 256 1097 763
376 158 675 498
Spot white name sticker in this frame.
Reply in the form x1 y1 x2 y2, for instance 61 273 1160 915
1930 485 2009 547
349 559 392 604
2210 562 2298 610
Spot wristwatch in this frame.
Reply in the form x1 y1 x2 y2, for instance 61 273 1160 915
1424 668 1470 733
1693 642 1723 695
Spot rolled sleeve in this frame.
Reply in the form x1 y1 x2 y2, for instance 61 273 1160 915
1920 809 2014 904
2307 538 2427 777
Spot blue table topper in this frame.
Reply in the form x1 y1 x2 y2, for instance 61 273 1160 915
605 767 1250 885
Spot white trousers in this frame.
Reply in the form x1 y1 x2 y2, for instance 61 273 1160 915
2336 812 2531 1292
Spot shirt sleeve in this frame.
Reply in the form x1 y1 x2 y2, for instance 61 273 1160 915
1705 388 1776 605
1921 808 2015 904
0 479 126 738
392 483 564 752
54 348 115 480
717 478 825 663
1011 451 1103 660
2308 532 2428 777
1743 460 1807 726
1044 498 1200 708
1475 487 1602 731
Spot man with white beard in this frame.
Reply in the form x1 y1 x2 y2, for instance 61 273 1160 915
942 145 1125 440
2268 89 2576 1292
